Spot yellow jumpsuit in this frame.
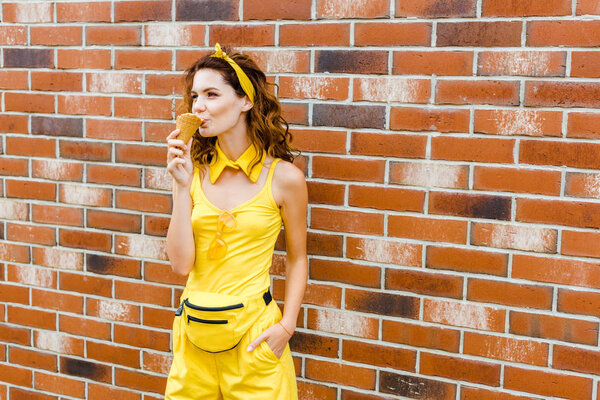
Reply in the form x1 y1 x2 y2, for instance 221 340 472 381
165 143 297 400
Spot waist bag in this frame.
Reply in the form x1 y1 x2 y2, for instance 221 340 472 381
175 289 272 353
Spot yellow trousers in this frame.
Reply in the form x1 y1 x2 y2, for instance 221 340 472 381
165 299 298 400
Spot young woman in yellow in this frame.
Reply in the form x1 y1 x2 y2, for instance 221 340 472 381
164 44 307 399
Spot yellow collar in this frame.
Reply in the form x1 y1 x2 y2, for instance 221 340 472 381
209 141 265 184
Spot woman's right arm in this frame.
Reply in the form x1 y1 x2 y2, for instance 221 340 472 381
165 128 196 275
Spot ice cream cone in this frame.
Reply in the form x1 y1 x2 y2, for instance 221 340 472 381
175 113 203 143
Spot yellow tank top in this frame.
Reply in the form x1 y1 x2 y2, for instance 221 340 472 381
186 159 282 297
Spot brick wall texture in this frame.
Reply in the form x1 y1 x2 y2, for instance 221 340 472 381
1 0 600 399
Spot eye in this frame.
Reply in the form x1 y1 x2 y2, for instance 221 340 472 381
191 94 197 100
207 92 218 98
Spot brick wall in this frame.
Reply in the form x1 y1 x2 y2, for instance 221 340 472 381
1 0 600 399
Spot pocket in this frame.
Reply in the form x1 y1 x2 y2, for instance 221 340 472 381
260 339 280 361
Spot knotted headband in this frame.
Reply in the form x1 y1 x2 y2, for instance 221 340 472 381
210 43 255 104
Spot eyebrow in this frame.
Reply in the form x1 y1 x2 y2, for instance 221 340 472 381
191 87 220 93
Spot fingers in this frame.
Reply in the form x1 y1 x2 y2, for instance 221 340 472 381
247 333 265 352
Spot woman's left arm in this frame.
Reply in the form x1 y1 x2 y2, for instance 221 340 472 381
247 162 308 357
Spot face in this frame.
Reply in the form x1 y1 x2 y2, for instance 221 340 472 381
190 69 252 138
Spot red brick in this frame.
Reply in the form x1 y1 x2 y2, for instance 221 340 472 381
526 81 600 108
474 109 562 137
393 51 473 76
474 166 561 196
115 368 167 394
244 0 310 19
461 386 550 400
279 76 349 100
561 229 600 259
9 347 57 371
5 178 57 201
88 383 141 400
31 71 83 92
307 181 345 205
4 92 55 113
87 341 140 369
57 2 112 22
569 51 600 78
114 0 171 22
464 332 548 366
420 352 501 386
115 50 172 71
32 289 83 314
424 299 506 332
307 308 379 339
30 25 82 46
298 382 336 400
316 0 389 18
9 387 58 400
280 23 349 46
58 94 111 116
59 228 111 252
144 262 187 286
35 371 85 397
114 324 171 351
87 25 140 45
481 50 566 77
470 222 557 253
0 242 29 263
209 24 274 47
553 345 600 375
311 208 384 235
566 172 600 199
290 331 339 359
522 139 600 169
307 232 343 257
115 280 172 307
516 199 600 229
389 162 469 189
290 128 346 154
429 192 512 221
283 281 341 308
309 258 381 288
389 215 467 244
350 132 426 159
59 314 110 341
143 306 174 330
7 305 56 330
386 268 463 299
558 288 600 318
577 0 600 14
510 311 598 345
436 80 520 105
115 190 171 213
348 185 424 212
87 209 142 234
346 236 421 266
355 22 430 46
396 0 475 17
437 22 522 47
343 340 416 371
483 0 570 16
57 49 111 69
468 278 553 310
0 363 32 386
0 283 29 305
391 107 469 133
432 136 514 163
504 366 592 400
513 254 600 289
59 271 112 297
305 359 375 390
568 112 600 139
528 20 600 47
382 320 460 352
244 49 310 74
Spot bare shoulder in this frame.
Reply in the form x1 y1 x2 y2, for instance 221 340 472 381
271 159 307 206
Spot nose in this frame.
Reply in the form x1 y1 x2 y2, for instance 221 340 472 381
192 97 206 113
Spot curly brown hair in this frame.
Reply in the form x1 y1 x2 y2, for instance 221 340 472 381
176 47 298 173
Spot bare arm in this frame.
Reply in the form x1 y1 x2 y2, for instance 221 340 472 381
165 128 196 276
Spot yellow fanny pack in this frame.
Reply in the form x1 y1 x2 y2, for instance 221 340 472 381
175 289 272 353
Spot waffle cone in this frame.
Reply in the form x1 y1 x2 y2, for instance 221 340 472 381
176 113 203 143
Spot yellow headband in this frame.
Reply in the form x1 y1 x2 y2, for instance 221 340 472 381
210 43 255 104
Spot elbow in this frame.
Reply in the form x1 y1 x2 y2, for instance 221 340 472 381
170 261 193 276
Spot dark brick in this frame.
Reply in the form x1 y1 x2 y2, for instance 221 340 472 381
430 192 511 221
31 116 83 138
380 371 456 399
313 104 385 130
289 331 339 358
60 357 110 383
345 289 419 318
397 0 476 17
86 254 141 278
437 22 521 47
4 48 54 68
316 50 388 74
176 0 238 21
525 81 600 108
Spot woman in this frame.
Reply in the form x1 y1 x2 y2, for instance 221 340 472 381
164 43 307 400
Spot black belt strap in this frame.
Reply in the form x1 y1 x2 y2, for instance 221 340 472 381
176 288 272 316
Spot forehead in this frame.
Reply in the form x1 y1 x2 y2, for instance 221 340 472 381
191 69 228 91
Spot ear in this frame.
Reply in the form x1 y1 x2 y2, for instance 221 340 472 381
240 96 253 112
